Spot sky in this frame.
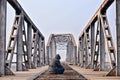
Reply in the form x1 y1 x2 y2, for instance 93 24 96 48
15 0 106 43
6 0 115 61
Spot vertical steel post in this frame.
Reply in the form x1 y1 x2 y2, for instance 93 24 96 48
46 46 49 65
37 36 41 67
91 23 95 68
82 35 85 67
116 0 120 76
0 0 6 76
66 41 72 63
74 46 77 65
77 43 80 65
100 18 105 71
81 36 84 67
17 11 24 71
33 31 38 68
27 23 32 69
41 39 44 65
51 37 56 59
84 33 88 68
40 40 44 65
49 45 52 65
43 39 45 65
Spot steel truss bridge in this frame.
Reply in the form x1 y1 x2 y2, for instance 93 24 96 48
0 0 120 78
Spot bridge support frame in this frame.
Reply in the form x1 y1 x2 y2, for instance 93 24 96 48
46 34 77 65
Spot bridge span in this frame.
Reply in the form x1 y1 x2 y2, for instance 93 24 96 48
0 0 120 80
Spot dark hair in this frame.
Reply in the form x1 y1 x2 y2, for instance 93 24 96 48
55 54 61 59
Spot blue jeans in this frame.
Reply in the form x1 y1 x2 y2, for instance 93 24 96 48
54 67 64 74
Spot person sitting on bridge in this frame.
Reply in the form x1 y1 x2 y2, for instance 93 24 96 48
49 54 64 74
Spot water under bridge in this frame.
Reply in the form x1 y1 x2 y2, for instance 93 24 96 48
0 0 120 80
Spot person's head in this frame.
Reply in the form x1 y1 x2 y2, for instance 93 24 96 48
55 54 61 60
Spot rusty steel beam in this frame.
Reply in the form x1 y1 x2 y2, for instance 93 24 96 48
0 0 7 76
7 0 44 40
79 0 114 38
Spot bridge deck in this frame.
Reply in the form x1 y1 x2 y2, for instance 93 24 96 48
35 63 87 80
0 66 48 80
70 65 120 80
0 65 120 80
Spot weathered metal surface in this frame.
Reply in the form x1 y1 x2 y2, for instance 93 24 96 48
17 12 24 71
0 0 120 77
90 23 95 68
27 23 32 69
116 0 120 76
42 40 46 65
51 36 56 60
0 0 6 76
78 0 116 76
7 0 44 38
0 0 45 76
37 36 41 67
79 0 114 38
100 16 105 71
33 32 38 68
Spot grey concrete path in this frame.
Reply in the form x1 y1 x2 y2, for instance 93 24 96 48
1 65 120 80
70 65 120 80
0 66 48 80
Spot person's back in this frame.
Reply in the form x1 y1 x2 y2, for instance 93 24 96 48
49 54 64 74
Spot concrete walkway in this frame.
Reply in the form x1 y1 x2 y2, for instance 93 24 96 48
70 65 120 80
0 66 48 80
1 65 120 80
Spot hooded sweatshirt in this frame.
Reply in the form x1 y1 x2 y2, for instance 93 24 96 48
51 54 62 68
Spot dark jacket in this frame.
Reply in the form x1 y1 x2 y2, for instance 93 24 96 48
51 54 62 68
49 54 64 74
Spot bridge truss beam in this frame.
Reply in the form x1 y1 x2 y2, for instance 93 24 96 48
0 0 45 76
78 0 119 76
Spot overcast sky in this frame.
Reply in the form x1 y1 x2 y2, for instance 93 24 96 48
7 0 116 44
15 0 106 43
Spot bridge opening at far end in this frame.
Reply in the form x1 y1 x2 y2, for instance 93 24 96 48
46 34 77 65
57 51 66 62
